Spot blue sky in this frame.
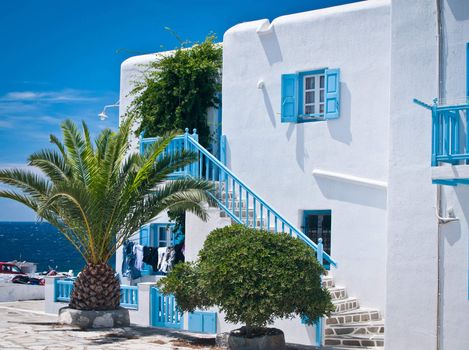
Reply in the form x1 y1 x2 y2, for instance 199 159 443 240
0 0 359 221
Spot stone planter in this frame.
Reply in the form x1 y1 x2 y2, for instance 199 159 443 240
58 307 130 329
228 327 286 350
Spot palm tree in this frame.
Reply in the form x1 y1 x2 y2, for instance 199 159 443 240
0 117 214 311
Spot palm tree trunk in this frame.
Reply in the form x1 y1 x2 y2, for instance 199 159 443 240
69 263 120 311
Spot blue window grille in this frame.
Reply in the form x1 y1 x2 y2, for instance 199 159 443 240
281 68 340 123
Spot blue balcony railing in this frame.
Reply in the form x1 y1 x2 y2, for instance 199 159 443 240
415 98 469 166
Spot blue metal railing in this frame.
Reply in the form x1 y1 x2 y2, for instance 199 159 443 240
55 279 74 302
140 129 336 268
415 98 469 166
54 279 139 309
120 285 138 309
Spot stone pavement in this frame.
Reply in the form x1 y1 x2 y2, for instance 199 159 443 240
0 301 220 350
0 301 355 350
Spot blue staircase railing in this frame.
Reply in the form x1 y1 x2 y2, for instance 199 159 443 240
141 128 336 268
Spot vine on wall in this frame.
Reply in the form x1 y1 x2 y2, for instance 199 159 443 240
129 34 222 147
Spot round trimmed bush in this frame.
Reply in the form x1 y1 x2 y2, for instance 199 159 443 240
158 224 333 334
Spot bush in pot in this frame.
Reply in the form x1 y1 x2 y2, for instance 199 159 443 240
158 224 334 349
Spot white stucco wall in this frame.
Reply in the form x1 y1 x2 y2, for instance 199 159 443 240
221 0 390 316
386 1 439 349
438 2 469 349
0 283 44 302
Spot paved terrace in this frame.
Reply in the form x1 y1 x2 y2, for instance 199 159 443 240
0 301 218 350
0 301 362 350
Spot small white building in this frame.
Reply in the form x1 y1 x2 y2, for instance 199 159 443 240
113 1 469 348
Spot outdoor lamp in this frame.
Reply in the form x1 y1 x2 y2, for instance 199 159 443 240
98 100 120 120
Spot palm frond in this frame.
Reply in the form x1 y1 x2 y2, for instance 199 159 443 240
0 115 215 265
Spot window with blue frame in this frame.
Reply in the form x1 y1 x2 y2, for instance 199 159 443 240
281 68 340 123
150 224 175 247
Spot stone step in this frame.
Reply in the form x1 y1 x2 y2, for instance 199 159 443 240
327 309 381 325
325 321 385 337
332 298 359 313
322 276 335 288
218 197 247 209
328 286 348 301
324 334 384 348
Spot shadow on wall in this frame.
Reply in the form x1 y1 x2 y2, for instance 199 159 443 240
327 82 352 145
314 176 387 210
262 86 276 128
285 123 309 173
258 28 283 66
438 185 468 346
447 0 469 20
447 184 469 246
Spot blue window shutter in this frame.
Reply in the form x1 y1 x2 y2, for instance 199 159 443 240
139 225 151 275
281 74 298 123
139 226 149 245
324 68 340 119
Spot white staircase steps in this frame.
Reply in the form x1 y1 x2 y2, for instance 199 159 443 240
324 275 384 349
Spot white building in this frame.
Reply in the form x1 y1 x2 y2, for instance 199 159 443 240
113 0 469 348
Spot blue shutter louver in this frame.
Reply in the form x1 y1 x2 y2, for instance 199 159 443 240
281 74 298 123
324 68 340 119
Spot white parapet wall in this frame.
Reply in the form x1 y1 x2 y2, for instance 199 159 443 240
44 276 66 315
0 282 44 302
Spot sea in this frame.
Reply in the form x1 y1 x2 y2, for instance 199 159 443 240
0 222 114 274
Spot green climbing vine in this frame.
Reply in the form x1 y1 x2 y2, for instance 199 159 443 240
129 34 222 147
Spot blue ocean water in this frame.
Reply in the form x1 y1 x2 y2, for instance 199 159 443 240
0 221 88 273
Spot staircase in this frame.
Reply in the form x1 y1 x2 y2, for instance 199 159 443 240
142 130 385 348
323 275 384 348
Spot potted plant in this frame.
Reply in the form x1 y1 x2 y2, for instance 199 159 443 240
158 224 334 350
0 117 214 328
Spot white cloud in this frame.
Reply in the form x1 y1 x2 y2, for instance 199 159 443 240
0 89 97 103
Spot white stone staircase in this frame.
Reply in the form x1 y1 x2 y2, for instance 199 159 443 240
323 275 384 348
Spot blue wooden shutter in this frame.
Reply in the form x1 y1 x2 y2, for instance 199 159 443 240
139 226 149 245
139 225 151 276
281 74 298 123
324 68 340 119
